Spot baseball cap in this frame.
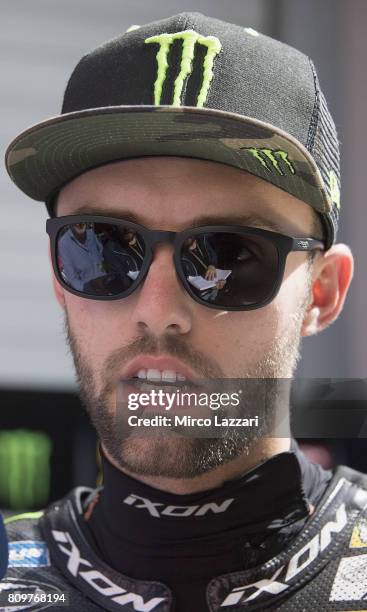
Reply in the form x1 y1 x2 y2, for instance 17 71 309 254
5 12 340 248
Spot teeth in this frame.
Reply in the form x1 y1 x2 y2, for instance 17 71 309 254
134 369 187 382
162 370 177 382
147 368 162 381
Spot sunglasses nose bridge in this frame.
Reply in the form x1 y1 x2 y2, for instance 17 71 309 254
148 230 177 248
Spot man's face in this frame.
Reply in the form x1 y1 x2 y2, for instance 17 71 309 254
185 237 197 251
54 157 316 478
123 230 136 245
72 222 87 242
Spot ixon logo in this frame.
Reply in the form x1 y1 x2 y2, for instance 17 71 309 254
52 530 166 611
123 493 234 517
220 502 347 607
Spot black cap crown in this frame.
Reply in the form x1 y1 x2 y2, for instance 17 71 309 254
6 12 340 247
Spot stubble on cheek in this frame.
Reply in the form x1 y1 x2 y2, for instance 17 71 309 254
61 305 225 429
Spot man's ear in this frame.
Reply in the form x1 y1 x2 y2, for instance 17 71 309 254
48 241 66 308
301 244 354 337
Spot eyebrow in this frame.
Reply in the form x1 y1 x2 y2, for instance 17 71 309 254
70 204 286 233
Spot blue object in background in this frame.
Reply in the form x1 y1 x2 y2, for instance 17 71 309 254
0 514 8 579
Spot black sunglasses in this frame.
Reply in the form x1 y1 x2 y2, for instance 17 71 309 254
46 215 324 311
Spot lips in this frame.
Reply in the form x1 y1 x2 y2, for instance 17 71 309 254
121 355 198 383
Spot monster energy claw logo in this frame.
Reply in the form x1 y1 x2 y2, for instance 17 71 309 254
243 147 296 176
0 430 51 509
145 30 222 107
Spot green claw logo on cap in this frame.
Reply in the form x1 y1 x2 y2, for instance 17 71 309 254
145 30 222 107
244 147 296 176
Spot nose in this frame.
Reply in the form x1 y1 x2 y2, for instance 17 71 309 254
130 244 193 336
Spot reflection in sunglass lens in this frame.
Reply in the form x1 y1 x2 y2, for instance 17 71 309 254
181 232 279 307
56 222 145 296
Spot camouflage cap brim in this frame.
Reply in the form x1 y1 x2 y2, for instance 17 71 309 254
5 105 333 230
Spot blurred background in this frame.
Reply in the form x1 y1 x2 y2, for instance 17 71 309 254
1 0 366 510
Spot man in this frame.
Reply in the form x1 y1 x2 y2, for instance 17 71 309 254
102 227 145 291
181 235 225 302
1 11 365 612
58 222 105 292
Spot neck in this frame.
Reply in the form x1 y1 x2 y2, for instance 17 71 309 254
84 438 331 607
102 438 291 494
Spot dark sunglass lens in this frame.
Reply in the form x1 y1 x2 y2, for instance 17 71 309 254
181 232 279 307
56 222 146 296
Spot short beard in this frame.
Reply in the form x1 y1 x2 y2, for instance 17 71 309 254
64 273 311 479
